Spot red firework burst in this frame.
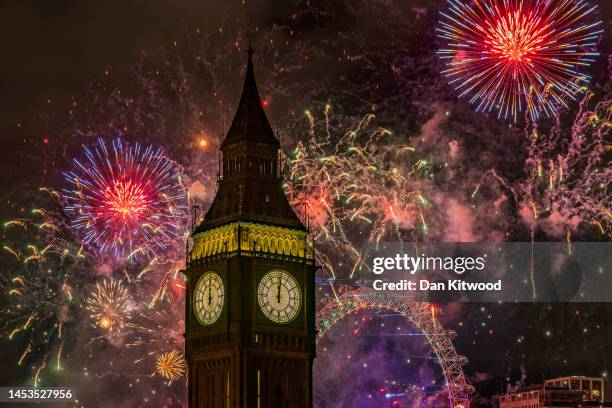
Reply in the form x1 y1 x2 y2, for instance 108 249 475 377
437 0 603 121
63 138 187 260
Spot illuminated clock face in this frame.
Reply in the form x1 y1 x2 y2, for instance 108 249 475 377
193 271 224 325
257 270 301 323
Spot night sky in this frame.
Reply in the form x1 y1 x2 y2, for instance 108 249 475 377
0 1 611 407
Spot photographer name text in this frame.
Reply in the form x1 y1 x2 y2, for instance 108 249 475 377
372 279 502 292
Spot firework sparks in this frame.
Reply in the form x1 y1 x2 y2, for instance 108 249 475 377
120 294 185 371
472 97 611 297
86 278 132 334
286 107 430 280
437 0 603 121
1 189 85 385
474 97 610 238
2 153 188 393
0 4 607 405
63 137 188 261
155 349 186 381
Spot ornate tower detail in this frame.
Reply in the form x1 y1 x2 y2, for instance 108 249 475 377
184 46 316 408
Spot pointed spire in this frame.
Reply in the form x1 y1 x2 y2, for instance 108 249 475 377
247 27 254 56
221 37 279 148
195 40 306 232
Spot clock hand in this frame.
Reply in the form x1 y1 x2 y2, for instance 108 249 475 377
207 277 212 306
276 276 281 304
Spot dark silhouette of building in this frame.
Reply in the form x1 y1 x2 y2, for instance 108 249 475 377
545 376 605 401
500 376 612 408
184 45 316 408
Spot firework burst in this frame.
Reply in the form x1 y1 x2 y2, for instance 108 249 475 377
125 296 185 362
437 0 603 121
155 349 186 381
63 137 188 261
472 96 611 297
286 106 431 282
86 278 132 334
474 96 610 237
1 188 87 385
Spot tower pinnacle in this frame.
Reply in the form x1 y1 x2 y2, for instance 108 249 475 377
221 41 278 148
196 50 304 232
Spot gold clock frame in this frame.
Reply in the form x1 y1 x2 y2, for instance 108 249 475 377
257 269 302 324
193 271 225 326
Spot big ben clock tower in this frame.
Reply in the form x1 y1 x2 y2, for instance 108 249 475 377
184 46 316 408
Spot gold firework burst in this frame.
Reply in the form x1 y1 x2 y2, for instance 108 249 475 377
155 349 186 381
86 278 131 334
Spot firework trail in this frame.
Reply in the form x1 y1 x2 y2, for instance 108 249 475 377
473 97 610 238
135 253 188 310
472 97 611 296
124 296 185 364
285 106 432 282
63 137 188 262
437 0 603 121
1 2 605 404
1 188 88 386
2 175 187 393
0 43 201 404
